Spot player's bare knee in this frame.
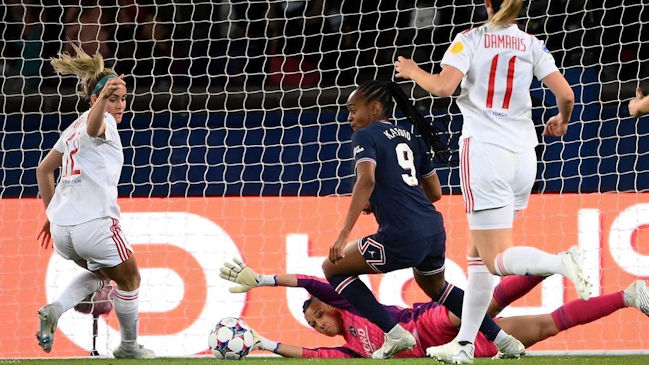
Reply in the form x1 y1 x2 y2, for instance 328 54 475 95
487 302 504 317
321 259 334 278
115 271 140 291
131 270 141 289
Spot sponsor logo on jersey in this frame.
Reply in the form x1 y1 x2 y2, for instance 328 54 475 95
356 327 375 355
450 41 464 54
353 146 365 156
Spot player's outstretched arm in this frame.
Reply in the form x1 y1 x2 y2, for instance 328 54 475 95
394 56 463 97
274 343 306 358
219 260 356 311
258 341 356 359
219 258 306 292
629 87 649 117
219 258 282 292
250 327 354 359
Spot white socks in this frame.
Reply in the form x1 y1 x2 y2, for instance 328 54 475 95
494 246 563 276
456 257 496 344
55 271 104 313
114 288 140 348
493 330 510 347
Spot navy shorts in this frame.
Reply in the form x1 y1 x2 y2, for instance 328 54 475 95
356 231 446 275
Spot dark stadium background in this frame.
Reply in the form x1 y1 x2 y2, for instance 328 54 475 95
2 0 648 197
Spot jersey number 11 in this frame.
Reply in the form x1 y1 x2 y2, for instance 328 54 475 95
486 55 517 110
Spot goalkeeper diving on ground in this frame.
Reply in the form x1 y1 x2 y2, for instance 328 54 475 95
220 258 649 359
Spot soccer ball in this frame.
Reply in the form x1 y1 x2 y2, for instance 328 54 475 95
208 317 255 360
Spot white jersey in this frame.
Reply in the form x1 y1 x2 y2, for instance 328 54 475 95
46 111 123 226
441 24 559 152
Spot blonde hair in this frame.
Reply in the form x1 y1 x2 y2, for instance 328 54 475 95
50 44 116 99
488 0 523 28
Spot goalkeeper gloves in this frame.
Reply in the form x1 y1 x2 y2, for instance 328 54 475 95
219 258 276 293
250 328 280 353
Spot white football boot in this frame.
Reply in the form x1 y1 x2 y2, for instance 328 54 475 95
426 340 474 364
560 245 592 300
492 334 526 359
113 343 156 359
624 280 649 316
36 303 62 353
371 325 416 359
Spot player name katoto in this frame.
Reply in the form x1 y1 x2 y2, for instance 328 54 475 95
383 127 411 140
484 34 527 51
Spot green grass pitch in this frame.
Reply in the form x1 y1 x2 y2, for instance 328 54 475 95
5 356 649 365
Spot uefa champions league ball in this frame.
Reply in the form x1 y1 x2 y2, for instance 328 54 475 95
208 317 255 360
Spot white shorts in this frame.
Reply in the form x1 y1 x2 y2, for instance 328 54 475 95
459 138 536 214
51 217 133 271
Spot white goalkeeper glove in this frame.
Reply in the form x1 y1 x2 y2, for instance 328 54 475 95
250 328 280 353
219 258 276 293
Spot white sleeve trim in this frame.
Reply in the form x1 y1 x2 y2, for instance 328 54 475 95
355 158 377 168
422 169 437 178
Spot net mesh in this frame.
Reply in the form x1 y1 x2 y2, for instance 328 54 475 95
2 0 649 358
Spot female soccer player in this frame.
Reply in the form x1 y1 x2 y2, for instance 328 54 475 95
303 80 522 358
395 0 589 362
35 45 153 359
220 260 649 359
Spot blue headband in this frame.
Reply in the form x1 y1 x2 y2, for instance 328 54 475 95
92 74 117 95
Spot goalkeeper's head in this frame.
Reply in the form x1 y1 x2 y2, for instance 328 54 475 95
302 296 343 337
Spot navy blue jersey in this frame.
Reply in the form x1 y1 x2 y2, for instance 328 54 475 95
352 121 444 241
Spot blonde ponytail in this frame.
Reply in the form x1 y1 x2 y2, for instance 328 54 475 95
50 44 115 99
488 0 523 28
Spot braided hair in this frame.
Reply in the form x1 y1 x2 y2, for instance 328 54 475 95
355 80 453 164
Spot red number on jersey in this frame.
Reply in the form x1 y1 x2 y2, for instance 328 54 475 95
486 55 517 109
63 133 81 177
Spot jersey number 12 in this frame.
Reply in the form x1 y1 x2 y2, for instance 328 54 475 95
63 133 81 177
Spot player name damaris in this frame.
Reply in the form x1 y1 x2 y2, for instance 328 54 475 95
383 127 411 141
484 34 527 51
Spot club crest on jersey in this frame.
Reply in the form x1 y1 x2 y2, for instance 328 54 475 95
449 41 464 54
353 146 365 156
349 326 357 337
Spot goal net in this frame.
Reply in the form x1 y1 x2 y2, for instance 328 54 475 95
1 0 648 358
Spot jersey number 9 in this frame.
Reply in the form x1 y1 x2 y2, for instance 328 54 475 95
396 143 418 186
